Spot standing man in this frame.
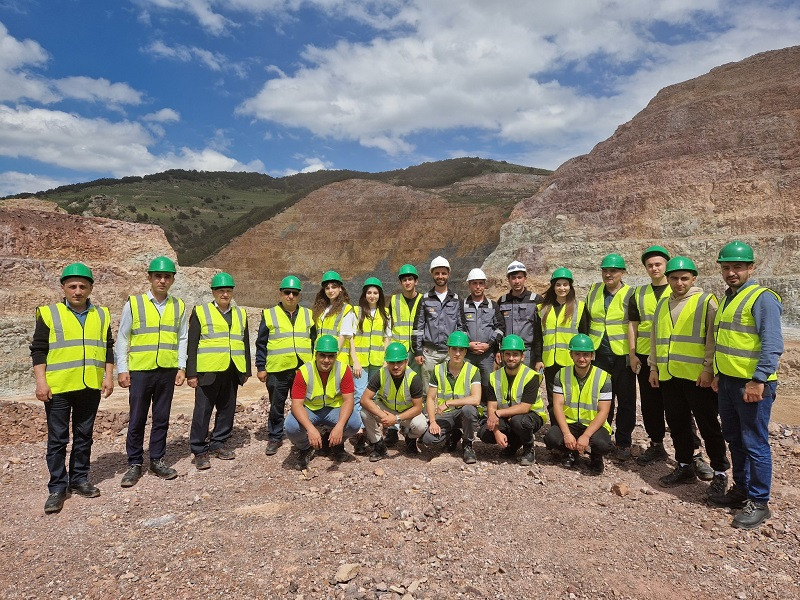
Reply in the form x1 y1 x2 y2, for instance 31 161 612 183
479 335 546 466
421 331 481 464
711 241 783 530
255 275 315 457
413 256 462 391
116 256 186 487
585 253 636 460
187 272 251 470
496 261 544 370
461 268 504 403
31 263 114 514
648 257 730 494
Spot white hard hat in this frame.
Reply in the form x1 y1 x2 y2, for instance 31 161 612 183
466 268 487 282
506 260 527 275
430 256 451 271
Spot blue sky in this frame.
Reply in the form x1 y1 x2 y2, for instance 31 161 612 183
1 0 798 196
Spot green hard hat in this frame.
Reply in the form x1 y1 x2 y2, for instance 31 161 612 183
147 255 177 274
550 267 574 283
447 331 470 348
363 277 383 290
665 256 698 276
315 334 339 354
568 334 595 352
279 275 302 291
398 264 419 279
716 240 754 263
500 335 525 352
600 253 627 270
321 270 343 285
641 245 670 264
384 342 409 363
210 272 235 289
60 262 94 283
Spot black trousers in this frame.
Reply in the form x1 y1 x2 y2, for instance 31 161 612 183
478 412 543 447
593 352 636 448
45 388 100 492
126 368 177 465
661 377 730 471
266 370 296 442
544 422 613 456
189 368 239 456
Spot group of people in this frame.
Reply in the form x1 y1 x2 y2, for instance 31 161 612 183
31 240 783 531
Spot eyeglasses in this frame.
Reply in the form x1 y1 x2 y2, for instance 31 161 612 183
281 290 299 297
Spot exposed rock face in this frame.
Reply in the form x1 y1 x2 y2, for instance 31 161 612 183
484 46 800 324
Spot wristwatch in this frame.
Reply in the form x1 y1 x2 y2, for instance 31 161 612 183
395 415 401 425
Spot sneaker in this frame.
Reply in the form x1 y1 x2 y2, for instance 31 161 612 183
707 473 728 499
44 491 66 514
354 434 371 456
69 481 100 498
384 427 400 447
445 430 462 452
518 445 535 467
732 500 772 530
561 451 578 469
589 453 604 475
708 484 747 509
214 447 236 460
264 440 282 456
693 454 714 481
150 458 178 480
614 446 632 461
635 442 668 465
195 452 211 470
463 443 477 464
369 440 388 462
331 444 356 463
658 463 697 487
296 447 315 470
120 464 143 488
405 436 421 455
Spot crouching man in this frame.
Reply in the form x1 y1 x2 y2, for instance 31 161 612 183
285 335 361 469
360 342 427 461
478 335 546 466
544 334 613 475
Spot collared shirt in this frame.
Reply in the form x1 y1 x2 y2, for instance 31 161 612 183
254 302 317 372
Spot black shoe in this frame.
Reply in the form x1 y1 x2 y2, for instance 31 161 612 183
463 443 477 464
518 445 535 466
296 447 315 470
613 446 632 461
707 473 727 499
693 454 714 481
636 442 668 465
44 491 66 514
369 440 388 462
384 427 399 447
708 483 747 509
500 441 522 459
150 458 178 480
405 436 421 455
732 500 772 529
445 430 462 452
331 444 356 463
354 434 371 456
264 440 282 456
120 464 143 488
561 451 578 469
589 453 604 475
658 463 697 487
195 452 211 470
69 481 100 498
214 447 236 460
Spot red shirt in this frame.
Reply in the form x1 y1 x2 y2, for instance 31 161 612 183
291 365 354 400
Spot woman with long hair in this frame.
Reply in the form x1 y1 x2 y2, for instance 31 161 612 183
312 270 356 368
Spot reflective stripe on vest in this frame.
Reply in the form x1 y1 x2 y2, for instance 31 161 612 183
586 282 633 355
128 294 184 370
376 366 417 412
263 306 313 372
316 304 353 365
300 361 344 410
37 303 110 394
391 293 422 351
559 365 612 433
633 285 659 355
435 361 477 412
354 307 387 367
653 292 713 382
714 285 780 380
490 365 547 422
196 303 247 373
540 301 585 367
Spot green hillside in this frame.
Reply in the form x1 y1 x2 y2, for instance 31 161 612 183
5 158 550 264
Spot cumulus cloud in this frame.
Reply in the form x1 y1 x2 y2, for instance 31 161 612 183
0 171 69 197
273 156 333 176
143 108 181 122
52 76 144 106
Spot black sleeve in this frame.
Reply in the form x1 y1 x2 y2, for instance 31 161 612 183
243 318 252 377
255 314 268 372
309 324 317 349
532 310 543 364
366 369 383 393
485 384 497 404
578 306 590 335
628 296 641 322
30 316 50 366
409 374 424 399
105 324 115 364
186 309 200 378
519 374 541 405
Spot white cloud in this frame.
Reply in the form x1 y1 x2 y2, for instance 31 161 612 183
143 108 181 122
143 40 245 75
273 156 333 176
0 171 69 197
52 76 143 106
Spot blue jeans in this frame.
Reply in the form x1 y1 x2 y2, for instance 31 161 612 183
352 366 380 429
717 375 776 503
285 405 361 450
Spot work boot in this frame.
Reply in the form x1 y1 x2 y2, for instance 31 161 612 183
384 427 400 447
120 464 143 488
44 491 66 514
195 452 211 470
296 447 315 470
635 442 668 465
518 444 535 466
693 454 714 481
369 439 388 462
445 430 462 452
613 446 631 461
69 481 100 498
353 434 370 456
589 452 604 475
462 442 477 465
561 451 578 469
708 483 747 509
150 458 178 480
331 443 356 463
732 500 772 530
500 440 522 459
405 436 421 455
658 463 697 487
264 440 282 456
707 473 728 499
214 447 236 460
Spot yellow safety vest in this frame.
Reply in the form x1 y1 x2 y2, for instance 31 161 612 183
540 301 585 367
435 361 478 412
490 365 547 422
353 307 387 367
299 361 345 410
586 282 633 355
316 304 353 365
558 365 612 433
196 303 247 373
653 292 714 382
36 302 110 394
375 366 418 412
262 305 313 372
128 294 185 370
633 285 659 355
714 285 780 381
390 293 422 351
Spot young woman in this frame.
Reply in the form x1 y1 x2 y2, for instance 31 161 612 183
312 270 356 368
537 268 589 420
